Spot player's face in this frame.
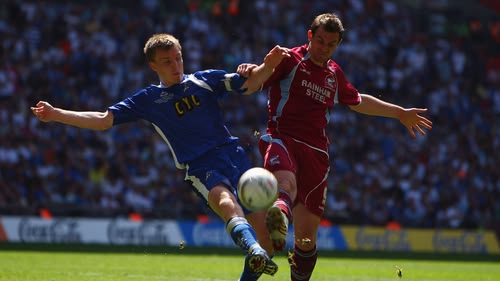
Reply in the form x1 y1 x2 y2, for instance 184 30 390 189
307 26 341 66
150 46 184 86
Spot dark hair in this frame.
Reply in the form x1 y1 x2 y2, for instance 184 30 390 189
310 13 344 41
143 33 182 62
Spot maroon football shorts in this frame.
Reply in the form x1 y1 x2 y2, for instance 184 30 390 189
259 133 330 217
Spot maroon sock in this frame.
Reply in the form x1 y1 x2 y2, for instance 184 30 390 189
275 190 293 222
289 244 317 281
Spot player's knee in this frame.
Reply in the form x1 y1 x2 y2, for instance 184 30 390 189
273 170 297 197
208 185 242 219
294 237 316 252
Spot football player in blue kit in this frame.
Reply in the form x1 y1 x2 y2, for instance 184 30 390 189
31 33 290 281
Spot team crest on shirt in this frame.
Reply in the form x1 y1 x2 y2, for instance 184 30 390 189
324 74 336 91
154 91 174 104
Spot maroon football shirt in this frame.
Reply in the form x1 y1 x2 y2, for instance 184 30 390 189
262 44 361 151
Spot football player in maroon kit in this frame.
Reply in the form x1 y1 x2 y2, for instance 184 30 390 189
254 13 433 281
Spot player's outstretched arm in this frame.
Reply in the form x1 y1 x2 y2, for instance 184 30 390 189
31 101 113 130
240 45 290 94
349 94 433 138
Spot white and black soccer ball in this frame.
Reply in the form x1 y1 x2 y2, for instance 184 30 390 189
237 167 279 211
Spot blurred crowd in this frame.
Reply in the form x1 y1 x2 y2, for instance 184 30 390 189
0 0 499 233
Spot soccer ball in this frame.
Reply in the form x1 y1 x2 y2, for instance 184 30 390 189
237 167 279 211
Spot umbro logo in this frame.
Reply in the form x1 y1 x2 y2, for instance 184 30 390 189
154 91 174 103
299 68 311 75
269 155 280 166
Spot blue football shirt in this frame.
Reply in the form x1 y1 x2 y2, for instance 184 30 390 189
108 70 248 169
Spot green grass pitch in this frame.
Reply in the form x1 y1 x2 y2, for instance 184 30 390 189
0 243 499 281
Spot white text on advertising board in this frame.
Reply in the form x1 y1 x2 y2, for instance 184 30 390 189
355 228 410 251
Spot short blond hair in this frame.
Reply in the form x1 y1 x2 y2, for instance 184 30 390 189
143 33 182 62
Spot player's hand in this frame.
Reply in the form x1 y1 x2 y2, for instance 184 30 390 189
237 63 259 77
31 101 56 122
399 108 433 138
263 45 290 69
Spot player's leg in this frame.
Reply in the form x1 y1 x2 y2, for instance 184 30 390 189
259 134 297 252
188 144 257 247
208 185 278 280
287 145 329 281
208 184 264 256
188 145 278 280
245 211 272 253
289 203 320 281
265 170 295 251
